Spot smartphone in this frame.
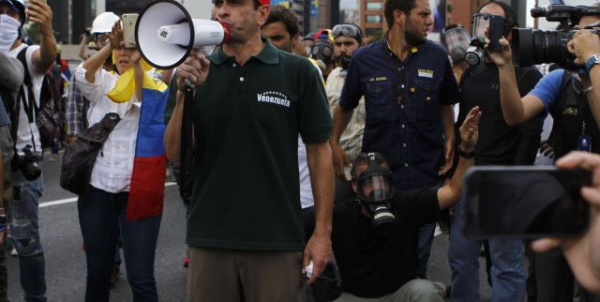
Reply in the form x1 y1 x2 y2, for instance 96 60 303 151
122 13 139 49
488 14 504 53
463 166 591 240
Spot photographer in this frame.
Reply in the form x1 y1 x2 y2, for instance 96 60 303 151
569 27 600 109
305 107 480 302
489 2 600 301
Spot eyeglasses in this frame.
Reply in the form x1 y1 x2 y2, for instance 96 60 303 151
332 24 363 41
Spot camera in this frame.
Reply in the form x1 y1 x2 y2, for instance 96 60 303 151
15 145 42 181
512 5 600 70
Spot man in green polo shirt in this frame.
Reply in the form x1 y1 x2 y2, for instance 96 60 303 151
164 0 334 301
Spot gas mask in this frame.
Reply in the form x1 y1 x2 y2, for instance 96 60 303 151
440 27 470 65
465 13 507 66
356 154 396 229
0 14 20 53
310 38 334 66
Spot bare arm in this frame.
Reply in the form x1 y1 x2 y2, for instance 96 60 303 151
164 50 210 166
77 34 90 61
303 140 334 284
439 104 456 175
28 0 56 75
438 107 481 209
489 38 546 125
165 90 185 166
330 104 354 179
0 51 24 90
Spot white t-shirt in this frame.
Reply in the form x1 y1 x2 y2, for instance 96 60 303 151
9 44 43 153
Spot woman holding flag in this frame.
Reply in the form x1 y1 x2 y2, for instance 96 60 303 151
74 19 168 302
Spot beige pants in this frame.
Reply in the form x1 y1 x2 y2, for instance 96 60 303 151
334 279 446 302
187 247 307 302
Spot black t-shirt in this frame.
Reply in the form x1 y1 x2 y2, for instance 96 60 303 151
457 63 542 165
327 190 439 298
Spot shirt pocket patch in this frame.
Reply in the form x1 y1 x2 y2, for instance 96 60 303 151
365 81 392 120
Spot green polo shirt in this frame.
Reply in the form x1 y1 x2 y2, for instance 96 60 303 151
187 39 332 251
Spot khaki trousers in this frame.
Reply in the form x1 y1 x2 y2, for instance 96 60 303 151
187 247 307 302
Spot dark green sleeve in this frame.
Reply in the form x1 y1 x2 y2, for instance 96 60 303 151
164 73 178 125
297 59 333 144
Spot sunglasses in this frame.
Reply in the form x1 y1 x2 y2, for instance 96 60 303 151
332 24 363 41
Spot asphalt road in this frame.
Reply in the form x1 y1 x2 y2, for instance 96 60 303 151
6 152 492 301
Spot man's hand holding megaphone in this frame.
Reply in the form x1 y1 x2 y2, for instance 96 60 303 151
176 49 210 91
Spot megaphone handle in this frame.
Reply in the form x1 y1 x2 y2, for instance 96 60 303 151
184 79 193 92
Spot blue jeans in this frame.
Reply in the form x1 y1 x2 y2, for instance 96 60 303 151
449 199 526 302
10 170 46 302
78 186 161 302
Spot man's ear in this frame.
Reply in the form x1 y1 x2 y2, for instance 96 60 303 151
393 9 406 29
292 33 300 47
257 5 270 26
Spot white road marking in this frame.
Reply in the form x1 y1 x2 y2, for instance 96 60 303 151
39 182 178 208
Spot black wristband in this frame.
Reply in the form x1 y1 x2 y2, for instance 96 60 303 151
458 148 475 159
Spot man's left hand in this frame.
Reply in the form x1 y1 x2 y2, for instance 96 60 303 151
27 0 53 36
302 232 332 284
568 30 600 66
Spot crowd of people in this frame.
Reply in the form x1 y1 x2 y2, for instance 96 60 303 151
1 0 600 301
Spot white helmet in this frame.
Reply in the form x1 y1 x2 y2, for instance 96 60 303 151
0 0 26 23
91 12 120 34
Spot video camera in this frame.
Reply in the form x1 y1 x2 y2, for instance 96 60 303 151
512 5 600 70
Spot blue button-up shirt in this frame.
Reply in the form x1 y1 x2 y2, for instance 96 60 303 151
340 39 461 191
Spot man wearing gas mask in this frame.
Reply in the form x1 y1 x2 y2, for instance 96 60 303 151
327 23 366 202
448 3 543 302
440 24 470 81
305 107 480 302
332 0 460 279
489 2 600 301
310 29 336 79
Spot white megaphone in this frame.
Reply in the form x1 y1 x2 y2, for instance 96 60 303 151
135 0 230 69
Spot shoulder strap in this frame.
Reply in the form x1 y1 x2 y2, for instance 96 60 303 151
16 47 31 87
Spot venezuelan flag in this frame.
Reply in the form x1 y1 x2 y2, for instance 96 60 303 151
125 74 169 221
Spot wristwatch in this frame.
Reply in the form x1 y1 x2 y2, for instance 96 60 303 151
458 148 475 159
585 53 600 74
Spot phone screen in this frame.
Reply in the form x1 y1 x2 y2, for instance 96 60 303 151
463 166 591 239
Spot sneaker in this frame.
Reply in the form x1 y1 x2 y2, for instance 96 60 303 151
109 264 120 288
10 247 17 256
183 256 190 268
49 153 59 162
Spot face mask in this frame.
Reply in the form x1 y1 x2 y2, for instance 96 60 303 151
0 15 20 53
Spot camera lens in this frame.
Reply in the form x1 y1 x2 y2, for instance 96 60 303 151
512 28 577 69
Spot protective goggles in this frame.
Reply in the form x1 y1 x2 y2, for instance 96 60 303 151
332 24 363 42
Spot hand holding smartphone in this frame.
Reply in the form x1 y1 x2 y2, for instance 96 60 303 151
463 166 591 239
122 13 139 49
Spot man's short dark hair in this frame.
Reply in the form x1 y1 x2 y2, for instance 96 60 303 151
265 5 300 37
384 0 417 30
350 152 390 180
213 0 260 10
